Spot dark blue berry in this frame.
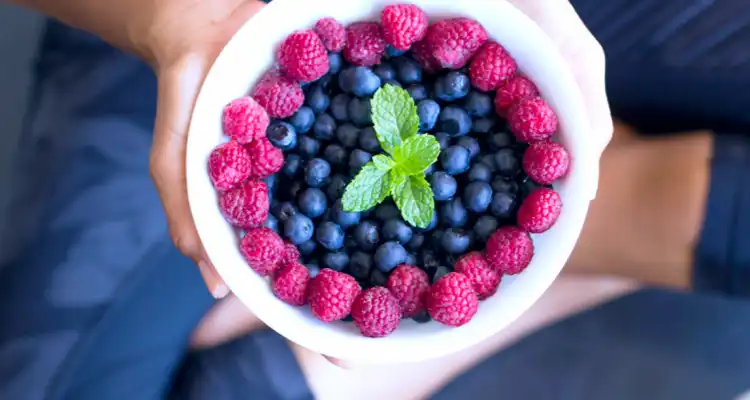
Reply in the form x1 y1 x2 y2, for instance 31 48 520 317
441 198 468 228
489 132 514 150
354 221 380 251
339 66 381 97
331 200 361 229
305 83 330 114
412 310 431 323
287 181 305 199
306 263 321 278
322 251 349 271
491 177 519 194
473 215 499 242
373 62 396 81
435 132 451 150
330 94 351 122
313 113 337 140
405 252 417 266
479 154 497 172
349 149 372 175
370 269 389 287
284 214 314 244
323 144 347 167
417 100 440 131
431 265 452 283
297 135 320 158
430 171 457 201
463 182 493 213
491 192 517 218
472 118 496 134
468 163 492 182
375 203 400 221
440 145 471 175
382 219 413 244
358 127 381 153
326 174 349 201
348 97 372 127
267 121 297 151
441 228 471 254
305 158 331 188
520 178 545 199
349 251 373 280
464 91 493 117
297 188 327 218
264 174 277 194
272 201 297 222
406 233 425 252
298 239 317 257
434 72 470 102
288 106 315 134
424 164 436 176
374 241 408 272
282 154 303 178
328 52 343 75
263 214 279 233
386 45 406 57
395 57 422 84
383 79 402 87
416 210 439 233
407 84 428 102
420 249 441 270
457 137 479 159
494 148 520 176
316 221 345 251
336 124 360 148
438 106 472 137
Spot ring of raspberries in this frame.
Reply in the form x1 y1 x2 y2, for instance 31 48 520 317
208 3 569 338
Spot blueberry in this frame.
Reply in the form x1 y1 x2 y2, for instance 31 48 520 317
263 214 279 233
395 57 422 84
434 72 470 102
349 251 374 280
417 100 440 131
478 154 497 172
338 66 381 97
326 174 349 201
416 210 439 233
305 158 331 188
463 182 493 213
491 192 517 218
328 52 343 75
383 79 402 88
370 269 390 287
266 121 297 151
420 249 441 270
494 148 520 176
435 132 451 150
322 251 349 271
373 62 396 81
349 149 372 175
374 241 408 272
382 219 413 244
405 252 417 266
491 177 519 194
336 124 360 148
297 188 327 218
322 144 347 167
306 263 321 278
297 135 320 158
282 154 303 178
457 137 479 159
431 265 452 283
472 118 496 134
284 214 314 244
441 198 468 227
406 233 425 252
348 97 372 127
313 113 337 140
264 174 277 194
358 127 381 153
375 203 400 221
298 239 317 257
272 201 297 222
430 171 457 201
330 94 351 122
520 178 545 199
305 83 330 114
441 228 471 254
464 91 493 117
288 106 315 134
440 145 471 175
316 221 345 251
287 181 305 199
354 221 380 251
386 45 406 57
412 310 431 323
438 106 472 137
489 132 514 150
468 163 492 182
331 199 361 229
407 84 428 102
424 164 436 176
473 215 499 242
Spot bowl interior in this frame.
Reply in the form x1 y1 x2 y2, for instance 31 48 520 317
187 0 595 364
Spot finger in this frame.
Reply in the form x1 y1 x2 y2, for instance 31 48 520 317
323 355 355 369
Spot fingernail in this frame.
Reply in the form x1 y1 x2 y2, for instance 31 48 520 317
198 260 229 299
212 282 230 299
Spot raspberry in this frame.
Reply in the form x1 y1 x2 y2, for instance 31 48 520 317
222 97 270 144
485 226 534 275
517 187 562 234
380 4 429 51
280 241 301 267
425 272 479 327
495 75 539 116
307 269 362 322
272 261 310 306
343 22 387 66
507 96 558 143
386 264 430 317
278 30 330 83
411 39 441 73
523 141 570 185
426 18 488 69
246 138 284 179
219 180 269 229
240 227 284 276
469 41 517 92
314 17 346 52
208 141 252 191
454 252 502 300
252 70 305 118
351 287 401 337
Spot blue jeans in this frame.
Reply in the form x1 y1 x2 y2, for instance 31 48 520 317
1 1 750 399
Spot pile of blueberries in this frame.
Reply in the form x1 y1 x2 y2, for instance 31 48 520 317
262 48 545 311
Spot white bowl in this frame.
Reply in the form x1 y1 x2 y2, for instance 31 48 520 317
187 0 595 364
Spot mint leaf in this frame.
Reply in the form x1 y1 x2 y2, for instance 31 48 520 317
390 166 407 188
373 154 396 171
342 163 392 212
393 135 440 175
371 85 419 154
392 174 435 229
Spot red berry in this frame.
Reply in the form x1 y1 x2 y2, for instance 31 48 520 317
280 241 301 267
523 141 570 185
246 138 284 179
307 269 362 323
495 76 539 116
411 39 441 73
314 17 346 52
208 141 252 191
278 30 329 83
351 287 401 337
218 179 269 229
507 96 558 143
240 227 284 276
485 226 534 275
469 41 517 92
386 264 430 317
381 4 429 51
454 252 502 300
272 261 310 306
426 18 488 69
222 97 270 144
517 188 562 234
425 272 479 327
343 22 387 66
252 70 305 118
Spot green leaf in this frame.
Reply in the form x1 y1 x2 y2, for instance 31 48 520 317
390 166 407 188
373 154 396 171
342 163 392 212
393 135 441 175
392 174 435 229
371 85 419 154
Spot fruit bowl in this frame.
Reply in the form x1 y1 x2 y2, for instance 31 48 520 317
186 0 595 364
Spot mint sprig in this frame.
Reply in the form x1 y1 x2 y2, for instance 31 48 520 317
341 85 439 228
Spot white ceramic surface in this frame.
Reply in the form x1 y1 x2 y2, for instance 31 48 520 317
187 0 595 364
